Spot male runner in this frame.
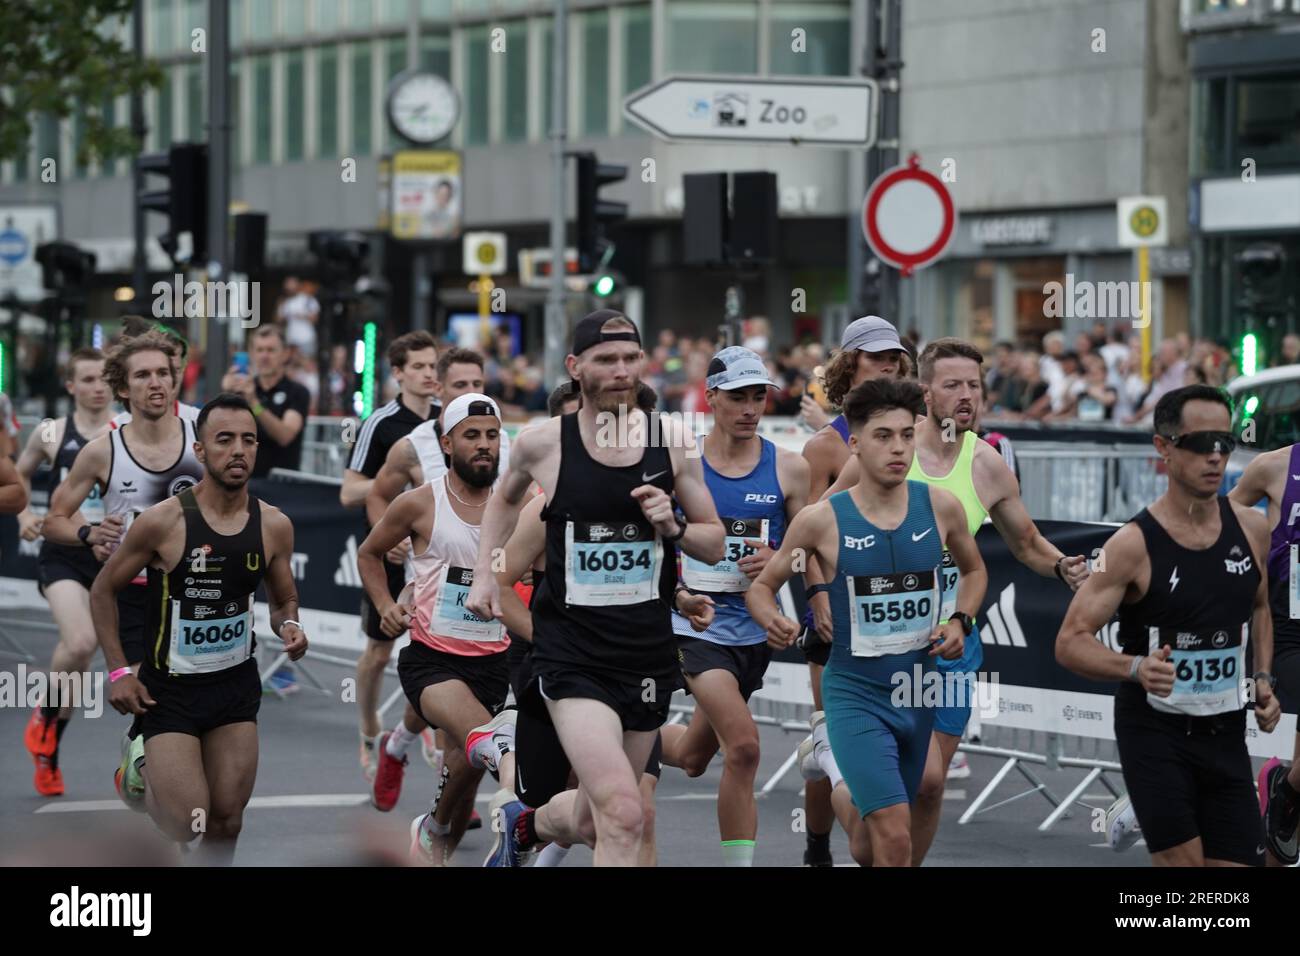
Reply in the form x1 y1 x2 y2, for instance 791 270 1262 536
19 347 112 796
748 378 986 866
340 330 439 779
1057 384 1281 866
490 380 699 868
112 317 200 426
1226 433 1300 864
358 393 513 864
796 315 907 865
656 346 809 866
95 393 307 864
44 331 206 804
821 338 1089 863
366 348 511 509
465 309 724 867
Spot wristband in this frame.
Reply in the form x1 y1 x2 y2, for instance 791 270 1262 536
109 667 132 683
279 619 302 636
805 583 831 601
1053 556 1067 584
663 515 687 543
252 402 266 417
1253 671 1277 690
672 587 688 612
1128 655 1144 682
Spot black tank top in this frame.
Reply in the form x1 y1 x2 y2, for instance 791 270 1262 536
1116 497 1257 723
532 412 677 680
41 415 103 562
142 488 266 682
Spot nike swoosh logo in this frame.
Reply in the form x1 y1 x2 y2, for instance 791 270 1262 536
1292 475 1300 482
1257 844 1267 856
517 769 525 793
911 528 933 542
642 470 668 483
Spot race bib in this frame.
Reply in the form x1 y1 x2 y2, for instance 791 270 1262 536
168 597 253 676
62 466 106 524
938 549 959 623
681 516 769 593
434 566 505 642
564 519 661 607
1147 624 1247 717
847 570 939 657
1290 545 1299 620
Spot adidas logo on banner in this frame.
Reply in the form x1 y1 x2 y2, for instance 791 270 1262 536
334 535 362 588
981 582 1026 647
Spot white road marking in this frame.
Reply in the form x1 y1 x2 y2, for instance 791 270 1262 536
943 789 966 801
36 793 370 814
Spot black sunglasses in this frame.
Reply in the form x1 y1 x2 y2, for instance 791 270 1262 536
1163 430 1236 455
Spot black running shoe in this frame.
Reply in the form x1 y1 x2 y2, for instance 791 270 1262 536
1264 763 1299 866
803 835 833 868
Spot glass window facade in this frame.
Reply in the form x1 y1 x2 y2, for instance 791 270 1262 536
352 43 373 154
185 63 205 141
286 49 305 160
769 2 850 77
252 55 272 162
504 21 529 142
1235 73 1300 170
315 0 340 33
157 72 174 150
420 30 451 78
582 10 610 137
249 0 274 37
350 0 374 29
318 45 339 157
465 26 489 145
668 1 758 75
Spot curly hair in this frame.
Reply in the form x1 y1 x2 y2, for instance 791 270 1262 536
104 331 176 402
821 348 912 408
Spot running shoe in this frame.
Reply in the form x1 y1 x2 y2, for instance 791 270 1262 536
948 751 971 780
34 754 64 797
115 733 147 812
1105 794 1141 852
1257 757 1281 817
468 809 483 831
797 711 828 782
465 710 516 774
802 839 833 868
1262 762 1299 866
420 728 440 770
484 793 529 867
24 709 56 759
371 732 407 811
359 733 378 783
409 814 440 866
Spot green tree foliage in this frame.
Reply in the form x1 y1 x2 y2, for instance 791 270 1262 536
0 0 162 165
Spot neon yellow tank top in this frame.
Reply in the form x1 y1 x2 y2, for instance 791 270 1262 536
907 430 987 536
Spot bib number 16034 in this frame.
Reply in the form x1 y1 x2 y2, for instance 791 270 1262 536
577 549 651 573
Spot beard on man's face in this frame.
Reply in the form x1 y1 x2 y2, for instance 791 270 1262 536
579 373 640 415
452 452 498 488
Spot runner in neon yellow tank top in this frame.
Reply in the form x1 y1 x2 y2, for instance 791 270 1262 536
821 337 1091 865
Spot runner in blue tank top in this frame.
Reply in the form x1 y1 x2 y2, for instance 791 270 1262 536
658 347 810 867
748 379 986 867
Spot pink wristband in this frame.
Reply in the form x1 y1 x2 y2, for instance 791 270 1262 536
109 667 132 683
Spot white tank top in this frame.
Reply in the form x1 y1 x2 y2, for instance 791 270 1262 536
406 419 511 487
111 401 201 428
103 417 204 584
409 477 507 656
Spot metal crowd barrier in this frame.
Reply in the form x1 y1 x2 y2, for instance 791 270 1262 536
1014 444 1166 523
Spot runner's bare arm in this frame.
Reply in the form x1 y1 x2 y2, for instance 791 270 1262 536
44 436 112 547
14 420 54 534
1235 503 1281 731
494 494 546 639
365 437 420 526
89 502 173 673
821 453 860 501
466 426 543 620
1055 523 1155 684
981 444 1087 589
262 507 307 660
933 487 987 619
358 487 426 622
644 424 723 565
747 503 831 647
1228 447 1283 510
340 468 371 508
0 455 28 514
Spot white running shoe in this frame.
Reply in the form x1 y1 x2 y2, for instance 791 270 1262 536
420 728 441 770
466 711 517 774
798 711 829 782
947 751 971 780
1106 794 1141 852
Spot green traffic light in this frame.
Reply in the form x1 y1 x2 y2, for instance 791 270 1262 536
1242 333 1258 377
594 274 615 296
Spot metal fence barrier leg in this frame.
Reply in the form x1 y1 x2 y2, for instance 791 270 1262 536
759 744 802 797
377 684 407 722
259 650 291 697
0 626 36 663
959 756 1019 824
1038 766 1102 832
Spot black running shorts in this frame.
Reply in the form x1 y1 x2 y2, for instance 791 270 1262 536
360 559 407 642
1273 637 1300 716
137 660 261 740
37 544 100 594
397 640 509 729
677 637 772 702
1114 708 1265 865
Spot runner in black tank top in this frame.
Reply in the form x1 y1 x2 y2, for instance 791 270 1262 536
36 415 106 590
1056 385 1282 867
92 394 307 863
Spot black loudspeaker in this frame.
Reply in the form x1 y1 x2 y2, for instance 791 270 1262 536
683 172 728 265
231 212 268 276
731 171 778 264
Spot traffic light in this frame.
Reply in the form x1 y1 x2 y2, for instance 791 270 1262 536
593 274 616 297
35 241 97 293
309 230 370 282
574 151 627 273
137 142 208 264
1241 332 1259 377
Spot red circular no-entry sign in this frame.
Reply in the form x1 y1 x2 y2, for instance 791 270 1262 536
862 153 956 277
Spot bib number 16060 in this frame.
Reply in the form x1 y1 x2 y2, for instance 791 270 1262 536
183 619 247 646
578 549 651 573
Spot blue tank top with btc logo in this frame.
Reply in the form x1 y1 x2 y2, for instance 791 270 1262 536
673 438 786 646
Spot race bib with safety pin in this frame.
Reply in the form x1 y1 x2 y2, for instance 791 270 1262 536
847 570 939 657
681 516 769 593
938 550 959 623
168 596 253 676
1147 623 1247 717
435 566 505 642
565 519 661 607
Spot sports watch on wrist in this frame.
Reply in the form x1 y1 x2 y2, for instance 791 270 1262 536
663 514 687 543
77 524 93 547
948 611 974 636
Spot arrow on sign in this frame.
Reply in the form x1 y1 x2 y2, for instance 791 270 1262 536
623 75 878 147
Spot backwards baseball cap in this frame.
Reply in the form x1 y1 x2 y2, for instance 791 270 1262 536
706 346 779 391
841 315 905 354
442 392 502 435
572 309 642 356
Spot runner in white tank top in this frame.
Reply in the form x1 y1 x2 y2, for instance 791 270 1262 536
356 393 517 865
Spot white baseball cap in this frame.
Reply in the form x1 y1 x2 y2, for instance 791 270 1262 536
442 393 501 434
